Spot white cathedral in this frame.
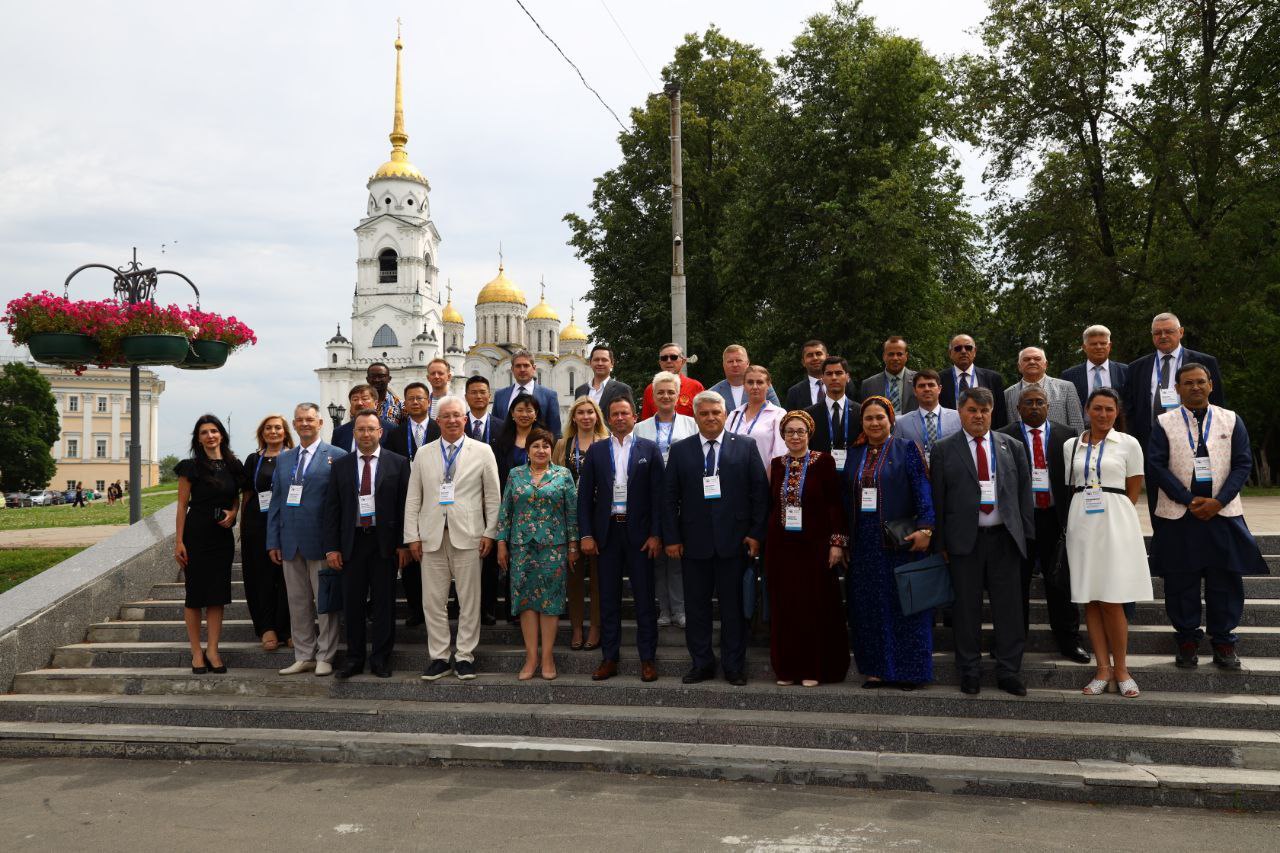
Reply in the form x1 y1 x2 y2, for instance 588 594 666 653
316 35 590 433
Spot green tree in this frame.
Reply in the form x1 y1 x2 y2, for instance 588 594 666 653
159 454 180 483
0 363 59 492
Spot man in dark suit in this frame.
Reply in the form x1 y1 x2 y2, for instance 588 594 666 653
999 387 1088 663
1061 324 1130 408
859 336 917 414
1125 312 1225 455
806 356 855 476
578 396 664 682
322 411 411 679
938 334 1009 428
332 384 396 452
573 344 633 416
492 349 562 438
464 376 505 624
384 383 438 629
931 387 1035 696
784 339 828 411
662 390 769 686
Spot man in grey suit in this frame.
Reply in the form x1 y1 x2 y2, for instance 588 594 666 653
892 369 959 463
573 344 633 415
1004 347 1085 431
268 403 347 677
931 387 1035 696
707 344 779 411
859 336 917 413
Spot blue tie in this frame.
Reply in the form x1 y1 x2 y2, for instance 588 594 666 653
1093 366 1103 391
704 440 717 476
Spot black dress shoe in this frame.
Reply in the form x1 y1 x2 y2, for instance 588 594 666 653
1176 641 1200 668
335 662 364 679
1213 643 1242 670
405 614 425 628
960 675 980 695
682 666 715 684
725 671 747 686
480 613 497 626
997 676 1027 697
1059 645 1092 664
371 663 393 678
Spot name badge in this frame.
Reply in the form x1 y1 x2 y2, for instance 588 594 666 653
831 449 847 471
439 482 455 505
860 487 877 512
979 480 996 506
286 484 303 506
1193 457 1213 483
358 494 376 518
258 490 272 512
1159 387 1179 409
703 475 722 499
1031 468 1050 492
784 506 802 531
1083 486 1106 514
612 479 628 509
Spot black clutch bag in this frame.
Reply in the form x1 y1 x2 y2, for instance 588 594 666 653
882 517 917 550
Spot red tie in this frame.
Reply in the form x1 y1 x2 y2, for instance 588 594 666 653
975 436 993 514
1030 428 1050 509
359 454 373 527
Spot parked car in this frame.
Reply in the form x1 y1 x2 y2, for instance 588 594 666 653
5 492 34 508
62 489 78 503
30 490 63 506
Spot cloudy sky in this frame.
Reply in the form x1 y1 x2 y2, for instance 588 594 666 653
0 0 988 457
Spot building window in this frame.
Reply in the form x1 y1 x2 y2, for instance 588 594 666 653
537 330 543 352
95 438 108 458
123 435 131 459
418 350 425 362
125 398 131 414
67 438 79 458
568 370 575 392
96 396 108 413
378 248 398 283
331 353 337 364
505 317 511 342
66 480 76 490
95 480 105 492
68 396 79 412
371 324 399 347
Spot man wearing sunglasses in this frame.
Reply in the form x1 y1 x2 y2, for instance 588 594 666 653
639 343 705 420
939 334 1010 428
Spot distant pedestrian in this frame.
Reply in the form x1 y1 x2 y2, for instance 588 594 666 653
73 482 85 508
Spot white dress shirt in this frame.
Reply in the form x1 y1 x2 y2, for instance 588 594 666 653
295 439 320 478
966 431 1003 527
406 415 431 450
1149 346 1184 401
588 376 611 405
610 432 634 494
953 366 975 390
700 431 726 474
468 412 491 441
508 382 536 410
355 445 381 496
1086 360 1112 391
810 376 823 405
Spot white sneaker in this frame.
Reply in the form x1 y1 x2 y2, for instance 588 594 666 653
657 615 671 627
278 660 316 675
675 614 687 628
314 660 333 677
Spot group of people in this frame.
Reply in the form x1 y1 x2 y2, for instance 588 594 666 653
172 312 1267 697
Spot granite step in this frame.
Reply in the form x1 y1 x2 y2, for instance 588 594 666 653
38 645 1280 694
0 692 1274 770
0 720 1276 809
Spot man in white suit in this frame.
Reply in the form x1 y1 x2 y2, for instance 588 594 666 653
405 396 501 681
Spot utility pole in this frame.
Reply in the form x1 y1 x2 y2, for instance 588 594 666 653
664 81 687 374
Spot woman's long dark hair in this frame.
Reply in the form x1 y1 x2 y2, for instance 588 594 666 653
495 393 547 455
1084 388 1127 434
189 414 239 482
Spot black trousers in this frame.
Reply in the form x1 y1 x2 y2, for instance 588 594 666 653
342 530 397 668
480 550 501 619
1164 568 1245 646
400 560 424 623
948 525 1025 679
241 538 291 640
1021 507 1082 648
599 521 657 663
683 554 747 675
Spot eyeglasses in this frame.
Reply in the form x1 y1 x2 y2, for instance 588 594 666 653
952 344 975 352
659 354 681 361
782 429 809 437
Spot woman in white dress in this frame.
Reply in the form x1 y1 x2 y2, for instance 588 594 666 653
725 365 787 477
1063 388 1153 698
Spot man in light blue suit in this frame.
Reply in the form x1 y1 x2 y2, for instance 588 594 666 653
892 369 960 464
492 349 562 438
707 344 780 411
268 402 347 677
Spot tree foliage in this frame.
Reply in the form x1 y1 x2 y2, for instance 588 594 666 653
0 363 60 492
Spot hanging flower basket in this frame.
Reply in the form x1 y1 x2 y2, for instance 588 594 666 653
25 332 102 367
178 339 230 370
120 334 190 366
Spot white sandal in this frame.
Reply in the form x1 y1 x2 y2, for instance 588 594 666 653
1116 677 1140 698
1082 677 1110 695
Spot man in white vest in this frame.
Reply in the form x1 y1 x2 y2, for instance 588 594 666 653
1147 363 1267 670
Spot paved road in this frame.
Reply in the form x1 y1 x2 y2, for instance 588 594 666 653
0 759 1275 851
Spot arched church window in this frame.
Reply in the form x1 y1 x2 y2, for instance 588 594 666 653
406 198 415 207
331 353 337 364
537 330 543 352
372 324 399 347
424 252 432 269
378 249 397 283
505 317 511 342
568 370 575 391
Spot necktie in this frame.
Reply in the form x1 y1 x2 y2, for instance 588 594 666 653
1158 354 1172 389
959 372 970 392
831 402 843 448
359 454 373 527
414 423 423 447
975 436 993 514
888 375 901 410
296 448 308 483
1092 365 1103 391
926 411 938 445
1030 428 1049 509
813 379 822 404
704 440 717 476
471 418 483 440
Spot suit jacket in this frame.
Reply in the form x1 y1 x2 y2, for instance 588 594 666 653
577 435 664 550
892 406 961 459
1004 377 1085 432
661 432 769 560
806 397 856 454
938 365 1010 428
463 412 504 447
999 419 1072 525
321 448 411 560
707 378 780 411
784 375 824 411
266 441 347 560
331 415 397 453
403 436 501 552
493 383 562 439
929 429 1033 559
859 369 918 413
1124 348 1225 449
573 377 634 416
385 418 441 463
1061 359 1130 407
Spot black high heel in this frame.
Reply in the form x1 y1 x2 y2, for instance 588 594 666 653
191 649 209 675
205 648 227 674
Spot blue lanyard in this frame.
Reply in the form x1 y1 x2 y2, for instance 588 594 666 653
440 437 463 482
406 418 428 457
856 437 893 484
780 451 810 504
1082 434 1107 486
1154 349 1184 387
1020 422 1050 467
608 437 631 481
1181 407 1212 453
254 451 278 490
656 419 673 455
729 405 765 435
572 438 586 470
291 446 315 484
918 409 945 450
826 399 851 446
471 415 491 444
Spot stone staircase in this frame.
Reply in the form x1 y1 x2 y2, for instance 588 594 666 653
2 537 1280 809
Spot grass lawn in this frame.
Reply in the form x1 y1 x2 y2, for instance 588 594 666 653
0 493 177 532
1244 486 1280 497
0 547 86 594
142 482 178 494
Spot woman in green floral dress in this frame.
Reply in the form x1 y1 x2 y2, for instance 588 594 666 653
497 428 579 680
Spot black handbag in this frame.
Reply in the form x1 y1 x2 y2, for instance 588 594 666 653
882 517 917 550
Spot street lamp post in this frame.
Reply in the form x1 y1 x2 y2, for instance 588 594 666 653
327 402 346 433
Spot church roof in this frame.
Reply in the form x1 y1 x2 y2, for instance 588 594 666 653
327 324 350 345
559 320 588 342
369 36 428 187
476 264 527 306
442 300 464 324
527 297 559 322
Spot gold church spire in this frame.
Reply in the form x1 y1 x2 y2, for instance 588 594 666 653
371 22 428 185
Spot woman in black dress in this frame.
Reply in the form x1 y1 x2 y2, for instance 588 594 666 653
239 414 293 652
174 414 243 674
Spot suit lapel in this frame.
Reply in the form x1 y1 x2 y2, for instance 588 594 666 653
958 433 979 483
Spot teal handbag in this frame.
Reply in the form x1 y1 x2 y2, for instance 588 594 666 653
893 553 953 616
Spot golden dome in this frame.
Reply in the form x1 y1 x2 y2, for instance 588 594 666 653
527 298 559 321
442 300 464 324
371 158 427 184
476 264 527 306
560 320 588 341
